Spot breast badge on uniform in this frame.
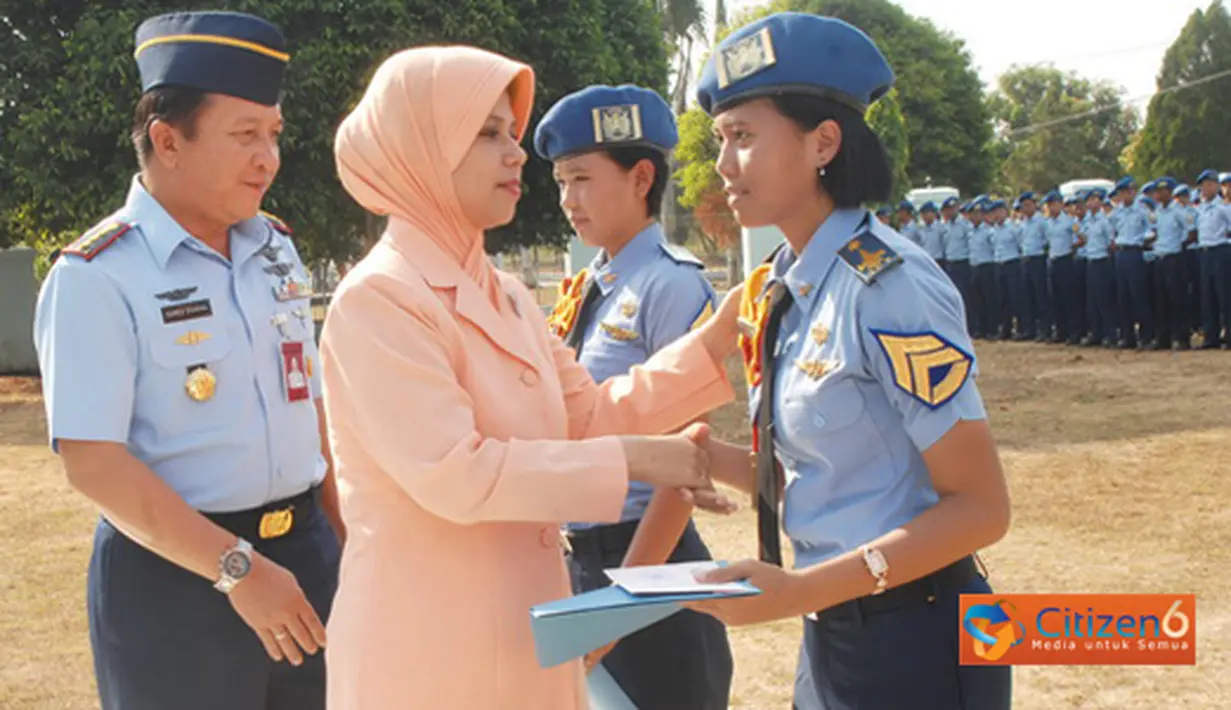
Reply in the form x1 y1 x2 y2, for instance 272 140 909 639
155 286 199 302
620 299 638 318
63 221 133 262
600 321 639 342
185 365 217 402
811 324 829 347
795 358 835 380
175 331 212 346
871 330 973 409
546 268 590 339
838 232 903 284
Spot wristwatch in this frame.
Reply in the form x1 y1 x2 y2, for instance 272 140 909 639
214 538 254 594
860 545 889 595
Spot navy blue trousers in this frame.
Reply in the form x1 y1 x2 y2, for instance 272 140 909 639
89 498 340 710
971 264 997 338
568 520 733 710
1199 245 1231 346
1021 255 1050 339
792 561 1011 710
1048 255 1078 342
1154 254 1188 347
1086 258 1118 344
944 260 975 334
1184 248 1202 334
1116 248 1153 345
1073 257 1089 340
994 261 1022 338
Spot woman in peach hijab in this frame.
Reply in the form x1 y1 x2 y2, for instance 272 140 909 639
321 46 742 709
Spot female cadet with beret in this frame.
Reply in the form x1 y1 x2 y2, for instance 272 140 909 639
682 12 1013 709
535 84 733 709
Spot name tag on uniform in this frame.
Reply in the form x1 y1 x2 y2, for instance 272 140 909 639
161 299 212 324
279 341 311 403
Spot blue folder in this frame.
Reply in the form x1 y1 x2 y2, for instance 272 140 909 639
529 579 759 669
587 665 637 710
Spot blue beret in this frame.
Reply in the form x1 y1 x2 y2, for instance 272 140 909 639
986 199 1006 210
1174 183 1191 197
1141 180 1157 193
919 201 938 213
1018 191 1037 203
875 205 891 216
1112 176 1135 194
534 85 677 162
942 196 960 209
1064 195 1079 205
1154 176 1177 190
1086 187 1107 200
897 200 915 213
696 12 893 116
1042 191 1062 204
1196 169 1219 184
1222 173 1231 184
135 12 288 106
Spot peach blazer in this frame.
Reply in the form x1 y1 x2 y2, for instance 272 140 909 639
319 231 733 709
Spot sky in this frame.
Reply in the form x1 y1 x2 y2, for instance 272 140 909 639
717 0 1208 108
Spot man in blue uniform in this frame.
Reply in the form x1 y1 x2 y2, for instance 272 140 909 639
1193 170 1231 348
1173 184 1201 332
1082 189 1118 347
989 199 1023 339
1109 177 1154 348
1043 191 1077 344
941 197 973 329
968 199 996 339
1017 191 1050 341
917 201 946 267
1147 179 1189 349
536 84 733 709
897 201 920 245
33 12 342 710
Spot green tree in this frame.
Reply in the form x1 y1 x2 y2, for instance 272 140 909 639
1132 1 1231 182
0 0 667 262
865 88 910 201
723 0 994 195
987 65 1139 194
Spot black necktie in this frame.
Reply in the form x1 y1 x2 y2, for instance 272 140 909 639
565 277 601 354
756 282 793 567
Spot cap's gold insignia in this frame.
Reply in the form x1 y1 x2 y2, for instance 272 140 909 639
717 27 777 89
592 104 643 144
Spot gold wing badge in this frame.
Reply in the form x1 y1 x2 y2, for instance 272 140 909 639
872 330 973 408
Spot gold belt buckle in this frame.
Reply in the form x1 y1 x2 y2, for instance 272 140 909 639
258 506 295 540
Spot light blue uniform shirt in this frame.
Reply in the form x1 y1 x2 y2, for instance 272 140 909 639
900 220 920 246
1114 203 1151 247
943 217 970 261
34 177 324 512
1195 197 1231 248
1153 202 1188 256
1082 212 1114 260
969 223 995 266
569 222 716 528
1019 213 1048 257
1045 213 1077 259
751 208 985 568
992 221 1021 264
918 220 946 261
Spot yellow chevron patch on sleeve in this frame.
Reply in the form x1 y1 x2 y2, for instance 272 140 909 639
689 300 715 331
872 330 973 409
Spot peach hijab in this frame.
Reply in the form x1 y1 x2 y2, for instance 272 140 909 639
333 46 535 301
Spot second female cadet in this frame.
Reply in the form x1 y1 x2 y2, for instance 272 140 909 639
536 84 733 710
681 12 1013 710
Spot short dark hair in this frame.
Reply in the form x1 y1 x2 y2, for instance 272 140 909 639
604 146 670 219
768 94 893 208
131 86 210 165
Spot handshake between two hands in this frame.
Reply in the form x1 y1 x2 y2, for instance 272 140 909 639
619 422 741 516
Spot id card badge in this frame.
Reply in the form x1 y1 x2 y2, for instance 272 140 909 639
279 340 311 402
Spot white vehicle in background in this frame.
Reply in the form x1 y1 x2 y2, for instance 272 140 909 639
1060 178 1115 200
906 185 959 209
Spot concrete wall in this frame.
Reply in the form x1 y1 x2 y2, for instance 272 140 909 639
741 225 786 279
0 248 40 374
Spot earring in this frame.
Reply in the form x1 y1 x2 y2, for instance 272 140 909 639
818 166 827 177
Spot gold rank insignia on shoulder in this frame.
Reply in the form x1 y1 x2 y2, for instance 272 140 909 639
872 330 973 408
795 358 835 380
175 331 211 346
258 507 294 539
717 27 777 89
185 366 217 402
593 104 643 144
600 321 639 341
838 232 903 285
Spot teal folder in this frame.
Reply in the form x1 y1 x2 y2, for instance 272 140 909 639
529 580 759 669
586 665 637 710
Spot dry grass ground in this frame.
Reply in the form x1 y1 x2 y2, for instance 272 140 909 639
2 341 1229 709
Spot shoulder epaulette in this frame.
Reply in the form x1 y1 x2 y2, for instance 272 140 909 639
659 242 704 268
62 220 133 262
261 211 292 236
837 229 903 285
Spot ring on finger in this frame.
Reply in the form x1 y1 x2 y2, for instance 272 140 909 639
274 629 289 640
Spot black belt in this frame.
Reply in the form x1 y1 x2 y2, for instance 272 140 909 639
566 519 641 559
812 555 980 623
1200 243 1228 250
202 485 321 541
1117 244 1145 251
